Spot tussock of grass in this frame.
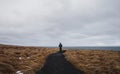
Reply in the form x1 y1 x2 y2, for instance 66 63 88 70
0 62 15 73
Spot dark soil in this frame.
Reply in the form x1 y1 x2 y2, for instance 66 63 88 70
36 52 84 74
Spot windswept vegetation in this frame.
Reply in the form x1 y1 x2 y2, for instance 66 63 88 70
0 44 58 74
64 50 120 74
0 44 120 74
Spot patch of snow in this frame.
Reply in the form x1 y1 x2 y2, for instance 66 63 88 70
27 57 30 59
19 57 22 60
16 71 23 74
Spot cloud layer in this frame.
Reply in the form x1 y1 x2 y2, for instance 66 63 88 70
0 0 120 46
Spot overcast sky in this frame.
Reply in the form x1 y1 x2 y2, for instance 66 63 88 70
0 0 120 46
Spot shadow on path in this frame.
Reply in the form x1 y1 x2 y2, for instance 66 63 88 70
36 52 84 74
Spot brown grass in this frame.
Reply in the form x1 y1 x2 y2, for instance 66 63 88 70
0 44 120 74
64 50 120 74
0 44 58 74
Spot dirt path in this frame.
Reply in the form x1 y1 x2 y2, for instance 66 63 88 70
36 52 84 74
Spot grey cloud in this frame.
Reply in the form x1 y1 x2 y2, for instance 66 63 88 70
0 0 120 46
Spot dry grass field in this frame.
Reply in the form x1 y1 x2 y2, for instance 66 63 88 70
0 44 58 74
0 44 120 74
64 50 120 74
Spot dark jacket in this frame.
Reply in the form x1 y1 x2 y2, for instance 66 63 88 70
59 43 62 47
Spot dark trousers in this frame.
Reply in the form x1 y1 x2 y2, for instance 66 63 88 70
59 47 62 52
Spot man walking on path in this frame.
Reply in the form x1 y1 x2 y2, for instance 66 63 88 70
59 43 62 52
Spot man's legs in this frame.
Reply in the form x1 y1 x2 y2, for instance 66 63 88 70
60 47 62 52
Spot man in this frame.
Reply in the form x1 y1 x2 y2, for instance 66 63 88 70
59 43 62 52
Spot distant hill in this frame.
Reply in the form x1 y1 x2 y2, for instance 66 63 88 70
0 44 41 48
0 44 20 47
